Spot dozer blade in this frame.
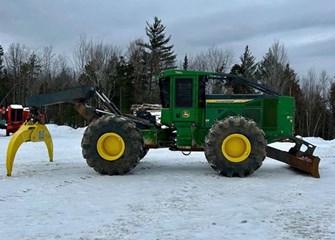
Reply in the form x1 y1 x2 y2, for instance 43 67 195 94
266 137 320 178
6 121 53 176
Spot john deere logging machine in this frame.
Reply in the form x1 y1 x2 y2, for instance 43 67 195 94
6 70 320 177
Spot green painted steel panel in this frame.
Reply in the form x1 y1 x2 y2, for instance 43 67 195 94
148 70 296 149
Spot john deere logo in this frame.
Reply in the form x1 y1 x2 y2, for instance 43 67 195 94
182 111 190 118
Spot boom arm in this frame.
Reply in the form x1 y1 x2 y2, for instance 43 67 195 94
26 85 153 126
210 73 281 96
26 85 96 107
26 85 123 121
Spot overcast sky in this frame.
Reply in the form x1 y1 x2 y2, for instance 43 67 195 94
0 0 334 77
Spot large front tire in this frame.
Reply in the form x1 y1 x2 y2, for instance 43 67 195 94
81 115 143 175
205 117 266 177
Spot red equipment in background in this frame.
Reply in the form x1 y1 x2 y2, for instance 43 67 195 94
0 104 30 136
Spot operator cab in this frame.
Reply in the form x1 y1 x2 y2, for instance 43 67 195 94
158 70 207 147
159 70 206 126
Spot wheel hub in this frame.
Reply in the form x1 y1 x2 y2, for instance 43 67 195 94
97 132 125 161
221 133 251 162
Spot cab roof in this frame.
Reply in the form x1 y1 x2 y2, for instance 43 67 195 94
159 69 215 78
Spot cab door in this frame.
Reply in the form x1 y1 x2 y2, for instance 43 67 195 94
172 76 196 123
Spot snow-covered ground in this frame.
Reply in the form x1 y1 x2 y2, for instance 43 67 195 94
0 125 334 240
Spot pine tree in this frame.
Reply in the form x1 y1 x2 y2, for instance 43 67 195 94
282 64 301 97
138 16 176 102
256 51 279 85
230 45 257 93
238 45 257 79
256 41 288 93
78 60 98 86
144 16 176 71
115 56 135 113
282 64 305 135
329 82 335 138
183 54 189 70
0 45 4 77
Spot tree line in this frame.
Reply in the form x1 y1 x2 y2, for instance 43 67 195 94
0 17 334 139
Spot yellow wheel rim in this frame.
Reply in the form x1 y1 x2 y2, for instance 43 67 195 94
221 133 251 163
97 133 125 161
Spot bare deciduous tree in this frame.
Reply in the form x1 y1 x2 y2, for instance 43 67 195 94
40 46 55 81
72 34 92 74
72 34 122 98
5 43 29 102
188 45 235 73
188 45 235 94
300 69 332 137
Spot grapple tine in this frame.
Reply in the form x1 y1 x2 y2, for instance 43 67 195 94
6 123 33 176
6 120 53 176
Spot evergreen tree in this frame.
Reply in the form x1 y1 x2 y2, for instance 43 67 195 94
0 45 4 77
330 82 335 112
144 16 176 71
114 56 135 113
256 51 280 86
138 16 176 102
230 45 257 93
46 65 78 126
78 60 98 86
183 54 189 70
237 45 257 79
256 41 288 93
329 82 335 138
282 64 301 97
282 64 305 135
230 64 241 75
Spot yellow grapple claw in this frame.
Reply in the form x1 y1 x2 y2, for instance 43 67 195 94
6 121 53 176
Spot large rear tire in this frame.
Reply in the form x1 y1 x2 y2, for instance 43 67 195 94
81 115 143 175
205 117 266 177
140 148 149 159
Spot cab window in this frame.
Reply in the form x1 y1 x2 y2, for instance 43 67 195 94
175 78 193 108
159 77 170 108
